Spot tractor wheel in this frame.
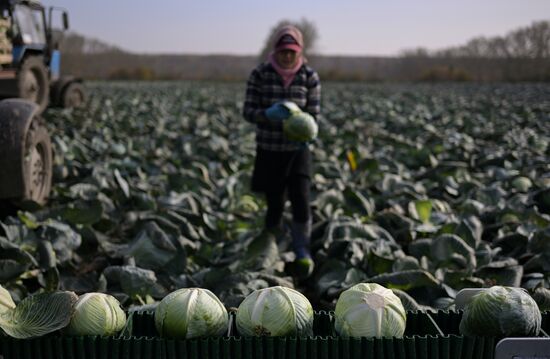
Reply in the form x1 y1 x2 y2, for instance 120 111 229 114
22 117 52 205
17 56 50 113
61 82 86 108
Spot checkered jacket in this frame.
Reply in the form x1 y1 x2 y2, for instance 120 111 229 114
243 62 321 151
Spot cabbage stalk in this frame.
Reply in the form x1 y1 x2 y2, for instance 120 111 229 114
154 288 228 339
335 283 406 338
67 293 126 336
236 286 313 336
459 286 541 337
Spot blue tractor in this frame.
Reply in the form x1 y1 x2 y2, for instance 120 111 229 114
0 0 83 206
0 0 85 112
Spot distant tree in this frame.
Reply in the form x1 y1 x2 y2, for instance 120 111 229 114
53 30 124 54
431 20 550 59
258 18 319 62
399 47 431 58
486 37 510 58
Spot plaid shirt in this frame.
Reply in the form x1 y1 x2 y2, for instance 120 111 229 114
243 62 321 151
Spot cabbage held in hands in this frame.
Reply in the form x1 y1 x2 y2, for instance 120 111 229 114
459 286 541 337
283 112 318 142
280 101 302 116
67 293 126 336
155 288 228 339
335 283 406 338
236 286 313 336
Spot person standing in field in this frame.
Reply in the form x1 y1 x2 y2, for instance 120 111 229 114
242 24 321 277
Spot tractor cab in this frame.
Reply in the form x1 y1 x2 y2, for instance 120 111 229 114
0 0 84 112
9 1 49 54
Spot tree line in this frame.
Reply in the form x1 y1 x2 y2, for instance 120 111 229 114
59 20 550 82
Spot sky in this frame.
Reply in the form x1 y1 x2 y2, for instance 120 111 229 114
40 0 550 56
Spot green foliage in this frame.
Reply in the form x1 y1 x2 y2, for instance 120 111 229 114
0 290 77 339
0 82 549 313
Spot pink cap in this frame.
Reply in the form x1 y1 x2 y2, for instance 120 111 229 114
277 44 302 52
273 26 303 53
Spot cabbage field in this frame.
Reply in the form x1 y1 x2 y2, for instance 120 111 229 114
1 81 549 313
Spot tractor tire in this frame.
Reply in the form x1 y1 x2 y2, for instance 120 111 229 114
17 56 50 113
61 82 86 108
21 117 52 205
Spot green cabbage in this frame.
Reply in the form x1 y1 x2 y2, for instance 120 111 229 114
335 283 406 338
281 101 302 115
459 286 541 337
66 293 126 336
236 286 313 336
155 288 228 339
284 112 318 142
511 176 532 192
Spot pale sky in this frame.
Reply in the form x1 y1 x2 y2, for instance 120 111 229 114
40 0 550 56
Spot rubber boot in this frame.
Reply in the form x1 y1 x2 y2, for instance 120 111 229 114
290 219 315 278
291 220 312 258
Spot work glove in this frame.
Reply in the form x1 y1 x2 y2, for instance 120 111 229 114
265 102 292 121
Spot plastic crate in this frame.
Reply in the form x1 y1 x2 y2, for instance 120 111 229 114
0 335 165 359
7 310 539 359
186 311 449 359
130 310 337 338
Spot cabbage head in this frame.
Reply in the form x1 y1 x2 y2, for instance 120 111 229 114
283 112 318 142
335 283 406 338
155 288 228 339
236 286 313 336
67 293 126 336
281 101 302 115
459 286 541 337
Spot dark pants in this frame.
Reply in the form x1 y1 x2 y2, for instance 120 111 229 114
251 147 312 229
264 175 311 228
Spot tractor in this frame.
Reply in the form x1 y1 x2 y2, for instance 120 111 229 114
0 0 83 207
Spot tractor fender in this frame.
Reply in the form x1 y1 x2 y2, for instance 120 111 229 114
0 99 41 199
